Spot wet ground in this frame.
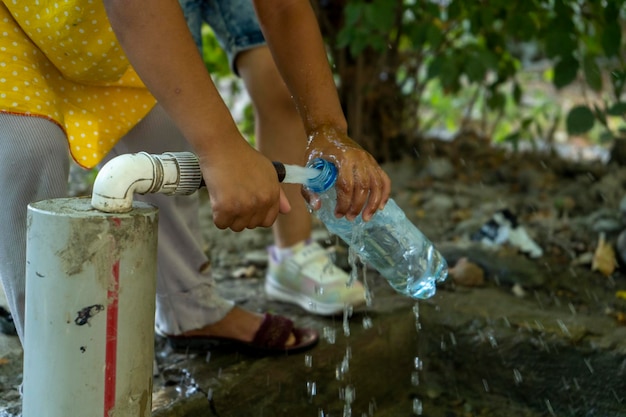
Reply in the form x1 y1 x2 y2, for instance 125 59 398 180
2 138 626 416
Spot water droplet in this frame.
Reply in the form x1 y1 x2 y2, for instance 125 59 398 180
482 378 490 392
369 399 377 415
449 332 457 346
364 288 373 307
205 352 211 363
304 354 313 368
545 398 556 416
307 381 317 397
413 357 423 370
412 398 423 415
343 384 356 404
348 268 358 287
323 326 336 344
343 306 352 336
413 303 422 332
513 368 523 385
362 316 373 329
411 371 420 386
341 356 350 374
345 346 352 360
556 319 571 337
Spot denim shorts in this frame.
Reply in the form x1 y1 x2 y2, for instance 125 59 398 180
179 0 266 74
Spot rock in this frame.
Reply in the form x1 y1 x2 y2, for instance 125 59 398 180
619 195 626 218
449 257 485 287
616 229 626 265
422 194 455 213
590 169 626 208
243 249 269 266
586 208 624 235
439 243 547 287
421 157 455 180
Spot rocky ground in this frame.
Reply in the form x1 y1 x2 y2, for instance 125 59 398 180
1 137 626 417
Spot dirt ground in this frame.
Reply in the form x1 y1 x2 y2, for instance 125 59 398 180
1 136 626 416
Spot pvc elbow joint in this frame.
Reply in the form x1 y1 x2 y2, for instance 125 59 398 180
90 152 203 213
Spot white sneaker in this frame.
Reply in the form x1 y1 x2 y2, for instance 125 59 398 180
265 242 365 315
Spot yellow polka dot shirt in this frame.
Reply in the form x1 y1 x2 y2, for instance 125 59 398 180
0 0 157 168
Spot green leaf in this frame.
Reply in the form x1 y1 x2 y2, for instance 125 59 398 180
593 103 607 126
344 2 363 28
583 55 603 92
427 56 444 80
607 102 626 117
566 105 595 135
407 22 430 46
349 34 369 57
612 70 626 97
512 81 522 104
544 30 577 59
504 131 521 144
553 56 579 89
465 53 487 83
521 117 533 130
438 56 461 92
601 22 622 57
426 23 444 49
507 13 537 40
447 1 463 21
487 90 506 111
364 0 395 32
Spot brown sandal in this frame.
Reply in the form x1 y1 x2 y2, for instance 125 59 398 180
165 313 318 355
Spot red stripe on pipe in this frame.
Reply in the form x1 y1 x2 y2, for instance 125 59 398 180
104 259 120 417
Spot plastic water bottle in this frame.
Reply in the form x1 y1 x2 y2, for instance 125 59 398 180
305 158 448 299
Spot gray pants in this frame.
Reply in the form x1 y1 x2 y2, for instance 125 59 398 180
0 105 233 343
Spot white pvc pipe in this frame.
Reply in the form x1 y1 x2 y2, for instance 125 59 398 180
22 197 158 417
91 151 203 213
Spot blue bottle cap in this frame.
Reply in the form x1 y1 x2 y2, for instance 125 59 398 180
305 158 338 193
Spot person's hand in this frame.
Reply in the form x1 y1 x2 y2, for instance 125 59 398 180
305 125 391 222
199 141 291 231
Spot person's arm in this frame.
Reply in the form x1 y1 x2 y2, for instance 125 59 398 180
103 0 289 231
253 0 391 221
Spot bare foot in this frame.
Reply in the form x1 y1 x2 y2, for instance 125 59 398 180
179 306 296 347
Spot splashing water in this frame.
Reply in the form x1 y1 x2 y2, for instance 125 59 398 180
282 164 322 185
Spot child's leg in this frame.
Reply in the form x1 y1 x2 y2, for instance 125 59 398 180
0 114 69 342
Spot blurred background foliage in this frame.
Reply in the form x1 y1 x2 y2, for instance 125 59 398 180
202 0 626 162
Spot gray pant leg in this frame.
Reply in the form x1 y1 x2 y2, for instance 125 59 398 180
106 105 233 335
0 114 69 343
